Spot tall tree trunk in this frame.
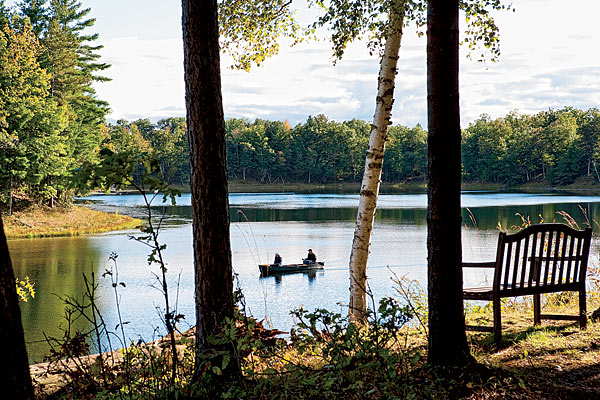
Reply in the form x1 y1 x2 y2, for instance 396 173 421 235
426 0 471 365
349 3 405 322
593 159 600 182
181 0 235 381
8 190 13 217
0 217 34 399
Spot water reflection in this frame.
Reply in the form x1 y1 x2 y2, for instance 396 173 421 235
13 192 600 363
10 236 104 361
150 201 600 229
260 269 322 285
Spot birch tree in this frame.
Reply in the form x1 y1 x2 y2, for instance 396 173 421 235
307 0 510 321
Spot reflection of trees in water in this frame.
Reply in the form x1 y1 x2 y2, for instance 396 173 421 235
465 203 600 231
221 203 600 230
9 237 103 362
261 270 321 285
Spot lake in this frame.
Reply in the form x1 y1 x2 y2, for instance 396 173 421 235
10 191 600 362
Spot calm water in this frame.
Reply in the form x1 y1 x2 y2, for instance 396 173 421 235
10 191 600 362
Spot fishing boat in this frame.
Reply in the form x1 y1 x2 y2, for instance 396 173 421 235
258 262 325 276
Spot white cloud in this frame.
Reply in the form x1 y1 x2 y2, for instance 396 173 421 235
13 0 596 127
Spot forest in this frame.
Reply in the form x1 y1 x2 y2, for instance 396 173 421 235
0 0 109 210
6 104 600 211
83 106 600 189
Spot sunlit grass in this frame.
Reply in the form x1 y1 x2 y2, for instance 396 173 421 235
2 205 142 239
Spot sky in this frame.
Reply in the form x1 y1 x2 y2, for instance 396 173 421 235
7 0 600 128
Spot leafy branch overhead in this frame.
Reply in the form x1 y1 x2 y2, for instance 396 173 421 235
218 0 513 71
219 0 304 71
309 0 513 62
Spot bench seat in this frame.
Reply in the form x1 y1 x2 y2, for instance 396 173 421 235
463 223 592 343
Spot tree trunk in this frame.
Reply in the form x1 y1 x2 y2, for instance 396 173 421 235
0 217 34 399
593 159 600 182
181 0 235 381
8 190 13 216
588 158 591 176
426 0 471 365
349 3 405 322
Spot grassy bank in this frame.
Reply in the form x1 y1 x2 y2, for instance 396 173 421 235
2 206 142 239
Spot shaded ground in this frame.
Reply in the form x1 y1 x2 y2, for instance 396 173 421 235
466 305 600 399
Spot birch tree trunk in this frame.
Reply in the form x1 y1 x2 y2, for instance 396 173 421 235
181 0 236 382
426 0 471 365
349 3 405 322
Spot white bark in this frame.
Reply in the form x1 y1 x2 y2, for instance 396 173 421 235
349 5 405 322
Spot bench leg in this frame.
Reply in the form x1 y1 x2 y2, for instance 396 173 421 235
533 294 541 325
493 299 502 344
580 289 587 329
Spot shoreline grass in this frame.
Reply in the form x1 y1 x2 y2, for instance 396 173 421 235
2 205 142 239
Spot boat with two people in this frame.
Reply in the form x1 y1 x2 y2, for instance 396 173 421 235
259 249 324 276
258 261 325 276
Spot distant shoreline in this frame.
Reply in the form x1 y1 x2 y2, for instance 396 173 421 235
84 177 600 195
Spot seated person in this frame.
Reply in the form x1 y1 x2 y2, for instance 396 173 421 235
303 249 317 264
273 253 282 265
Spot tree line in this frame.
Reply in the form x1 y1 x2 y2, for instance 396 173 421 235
0 0 108 211
111 106 600 188
463 107 600 185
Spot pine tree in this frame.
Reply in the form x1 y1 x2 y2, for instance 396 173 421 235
43 0 110 168
17 0 48 37
0 16 67 209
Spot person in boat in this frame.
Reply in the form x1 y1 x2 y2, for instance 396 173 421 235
273 253 282 265
303 249 317 264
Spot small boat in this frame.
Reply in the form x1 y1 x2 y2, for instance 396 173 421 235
258 262 325 276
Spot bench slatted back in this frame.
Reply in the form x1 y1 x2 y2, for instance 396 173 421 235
494 224 592 295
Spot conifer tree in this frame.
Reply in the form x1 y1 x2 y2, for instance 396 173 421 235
17 0 47 37
0 16 67 209
43 0 110 169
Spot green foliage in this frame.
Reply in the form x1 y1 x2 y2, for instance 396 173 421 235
219 0 305 71
226 115 374 184
462 107 599 186
0 16 69 205
308 0 511 63
74 118 190 193
460 0 514 63
17 0 48 37
384 124 427 181
0 1 109 208
189 292 425 399
86 106 600 189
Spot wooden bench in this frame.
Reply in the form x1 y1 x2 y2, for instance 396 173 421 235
463 223 592 343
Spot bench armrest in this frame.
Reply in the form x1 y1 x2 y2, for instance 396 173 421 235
462 261 496 268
